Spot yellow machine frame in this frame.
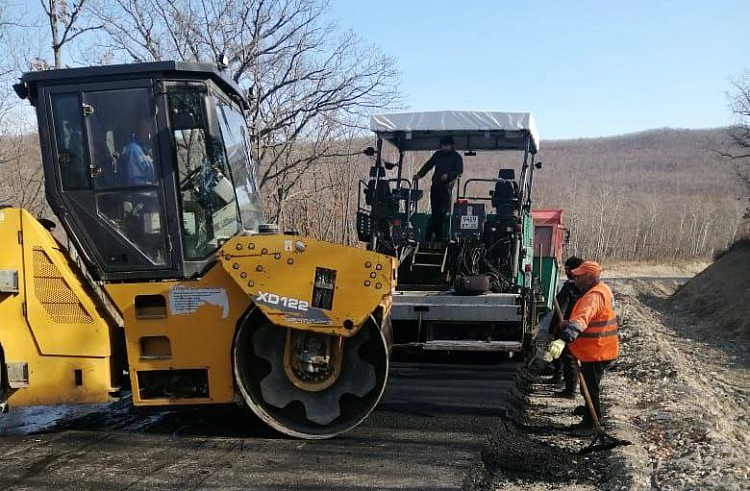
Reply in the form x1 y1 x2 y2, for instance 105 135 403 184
0 209 115 406
0 208 395 410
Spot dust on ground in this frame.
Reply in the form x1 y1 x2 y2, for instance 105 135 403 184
600 261 709 279
607 277 749 490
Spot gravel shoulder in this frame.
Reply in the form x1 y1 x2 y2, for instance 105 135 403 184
607 279 749 490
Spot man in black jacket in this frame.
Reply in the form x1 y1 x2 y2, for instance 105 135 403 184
413 136 463 242
547 256 584 397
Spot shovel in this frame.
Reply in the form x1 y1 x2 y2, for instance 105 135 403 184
552 298 631 454
576 366 631 453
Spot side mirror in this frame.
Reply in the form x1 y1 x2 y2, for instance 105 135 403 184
217 52 230 70
535 161 543 169
363 146 376 157
13 82 29 100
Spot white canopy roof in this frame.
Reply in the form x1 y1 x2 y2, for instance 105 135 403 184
370 110 539 152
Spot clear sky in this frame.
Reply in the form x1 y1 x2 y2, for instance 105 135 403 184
327 0 750 139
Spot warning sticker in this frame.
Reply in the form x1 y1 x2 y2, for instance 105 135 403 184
169 286 229 318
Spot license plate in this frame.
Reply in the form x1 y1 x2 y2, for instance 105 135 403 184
460 215 479 229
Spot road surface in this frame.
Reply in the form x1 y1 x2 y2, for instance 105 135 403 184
0 359 522 491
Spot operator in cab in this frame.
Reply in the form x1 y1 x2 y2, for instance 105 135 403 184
413 136 463 242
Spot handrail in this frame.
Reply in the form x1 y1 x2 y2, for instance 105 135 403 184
460 178 502 201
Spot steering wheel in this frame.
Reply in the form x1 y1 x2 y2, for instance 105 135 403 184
179 166 203 191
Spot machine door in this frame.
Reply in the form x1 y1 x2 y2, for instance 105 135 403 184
47 81 178 278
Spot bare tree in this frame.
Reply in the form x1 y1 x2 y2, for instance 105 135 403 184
92 0 400 224
38 0 101 68
0 134 47 215
724 71 750 222
0 0 21 168
723 71 750 158
0 2 50 214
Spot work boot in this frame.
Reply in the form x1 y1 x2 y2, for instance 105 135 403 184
570 421 596 437
555 388 576 399
540 364 556 377
543 373 562 385
572 405 586 416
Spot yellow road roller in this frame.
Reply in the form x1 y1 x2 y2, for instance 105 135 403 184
0 61 395 439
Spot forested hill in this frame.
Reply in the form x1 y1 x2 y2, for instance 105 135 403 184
361 127 745 262
1 127 746 263
459 127 746 262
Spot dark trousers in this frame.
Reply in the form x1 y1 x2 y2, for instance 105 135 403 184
552 345 579 392
427 186 450 242
580 360 610 424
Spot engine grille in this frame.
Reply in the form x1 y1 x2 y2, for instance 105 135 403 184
32 248 92 324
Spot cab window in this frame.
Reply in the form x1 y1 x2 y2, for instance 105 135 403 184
51 93 90 190
86 87 166 265
216 102 264 232
86 88 157 190
168 85 241 260
51 87 168 267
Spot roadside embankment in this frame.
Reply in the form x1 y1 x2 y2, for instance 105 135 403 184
671 239 750 339
607 278 748 490
600 261 710 279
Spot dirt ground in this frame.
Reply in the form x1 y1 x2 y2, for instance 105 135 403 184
600 261 710 279
609 279 749 490
464 273 748 491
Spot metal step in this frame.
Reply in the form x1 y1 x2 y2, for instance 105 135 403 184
410 263 442 268
395 340 523 352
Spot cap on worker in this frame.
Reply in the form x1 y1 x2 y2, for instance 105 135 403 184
570 261 602 278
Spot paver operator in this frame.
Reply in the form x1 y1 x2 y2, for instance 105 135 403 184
413 135 463 242
547 261 619 435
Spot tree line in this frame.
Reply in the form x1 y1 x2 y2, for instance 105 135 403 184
0 0 747 264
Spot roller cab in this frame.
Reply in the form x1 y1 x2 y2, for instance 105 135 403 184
3 61 395 438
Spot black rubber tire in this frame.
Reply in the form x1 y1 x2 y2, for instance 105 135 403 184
233 309 389 439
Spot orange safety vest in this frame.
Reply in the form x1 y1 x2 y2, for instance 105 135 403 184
568 282 619 362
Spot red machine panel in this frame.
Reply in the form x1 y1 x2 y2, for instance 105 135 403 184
532 209 564 263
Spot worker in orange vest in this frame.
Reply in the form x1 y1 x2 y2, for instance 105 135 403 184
556 261 619 435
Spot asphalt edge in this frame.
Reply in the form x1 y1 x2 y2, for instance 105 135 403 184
461 359 532 491
463 355 653 491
